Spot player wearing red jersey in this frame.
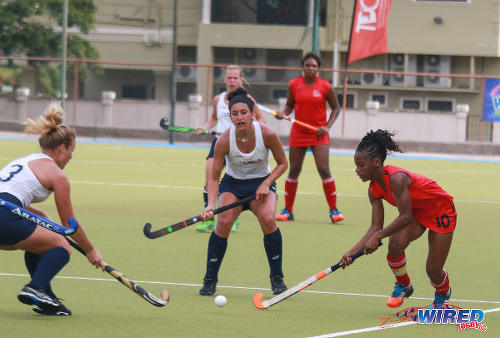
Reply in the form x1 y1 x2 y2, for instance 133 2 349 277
274 52 343 223
340 130 455 309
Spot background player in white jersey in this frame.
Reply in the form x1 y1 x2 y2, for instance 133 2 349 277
194 65 265 232
0 102 105 316
198 88 288 296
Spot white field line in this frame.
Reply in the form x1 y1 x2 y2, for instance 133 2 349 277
70 180 500 205
306 307 500 338
2 272 499 337
1 272 499 306
72 159 500 175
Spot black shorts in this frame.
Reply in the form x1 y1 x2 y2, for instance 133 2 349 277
0 193 37 246
206 138 217 159
219 174 277 211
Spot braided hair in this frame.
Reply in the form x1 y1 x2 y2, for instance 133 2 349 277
356 129 402 163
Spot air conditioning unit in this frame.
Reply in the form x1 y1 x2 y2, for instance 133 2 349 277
424 55 451 88
390 54 417 86
361 72 385 86
213 67 225 81
240 48 266 81
177 66 197 80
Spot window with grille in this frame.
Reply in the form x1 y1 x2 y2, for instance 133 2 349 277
337 93 356 108
400 97 423 111
426 98 455 112
370 92 388 107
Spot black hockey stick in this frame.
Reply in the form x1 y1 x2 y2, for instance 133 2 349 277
143 193 256 239
253 241 382 309
66 219 168 307
159 117 219 135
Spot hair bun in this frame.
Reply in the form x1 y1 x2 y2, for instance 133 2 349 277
227 87 248 101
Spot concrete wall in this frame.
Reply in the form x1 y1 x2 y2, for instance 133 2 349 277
0 93 482 145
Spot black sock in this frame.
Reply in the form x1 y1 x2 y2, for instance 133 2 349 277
25 251 55 295
24 251 41 277
28 247 69 291
203 188 208 208
204 232 227 282
264 228 283 278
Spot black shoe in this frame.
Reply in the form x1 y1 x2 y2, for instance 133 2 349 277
33 303 72 316
270 275 287 295
18 285 62 312
199 279 217 296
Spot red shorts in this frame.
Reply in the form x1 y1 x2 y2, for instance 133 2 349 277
289 127 329 147
415 202 457 234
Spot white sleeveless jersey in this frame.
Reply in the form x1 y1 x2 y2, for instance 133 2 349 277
215 91 233 135
0 153 53 208
225 121 270 179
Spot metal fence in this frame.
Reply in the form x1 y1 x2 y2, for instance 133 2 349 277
0 55 497 142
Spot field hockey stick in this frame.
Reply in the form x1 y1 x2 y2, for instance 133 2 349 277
253 241 383 309
159 117 219 135
257 104 318 133
65 220 168 307
0 199 78 236
143 193 256 239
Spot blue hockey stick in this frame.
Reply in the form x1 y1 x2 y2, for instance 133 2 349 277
0 199 78 236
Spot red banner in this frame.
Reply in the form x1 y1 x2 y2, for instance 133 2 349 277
347 0 392 64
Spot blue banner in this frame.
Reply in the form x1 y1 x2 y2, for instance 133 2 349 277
483 78 500 122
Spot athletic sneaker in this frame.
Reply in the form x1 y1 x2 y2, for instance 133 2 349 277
33 303 72 316
196 220 215 232
430 288 452 309
199 279 217 296
386 282 414 308
329 208 344 223
230 219 240 232
276 208 294 221
270 275 287 295
18 285 62 312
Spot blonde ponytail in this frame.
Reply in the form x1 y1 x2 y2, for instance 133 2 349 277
22 102 75 150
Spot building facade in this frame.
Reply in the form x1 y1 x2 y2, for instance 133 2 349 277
4 0 500 141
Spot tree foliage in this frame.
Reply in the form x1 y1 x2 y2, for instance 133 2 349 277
0 0 101 96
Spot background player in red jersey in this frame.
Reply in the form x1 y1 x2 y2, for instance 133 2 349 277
340 129 456 309
274 52 343 223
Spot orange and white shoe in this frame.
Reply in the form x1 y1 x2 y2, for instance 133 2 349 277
386 282 414 308
329 208 344 223
276 208 294 221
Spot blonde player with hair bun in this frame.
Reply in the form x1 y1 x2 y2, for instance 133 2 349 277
0 102 105 316
194 64 265 232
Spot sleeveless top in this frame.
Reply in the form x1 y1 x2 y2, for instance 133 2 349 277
225 121 270 180
215 91 233 136
0 153 53 208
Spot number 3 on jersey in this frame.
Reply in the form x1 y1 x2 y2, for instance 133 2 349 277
0 164 23 182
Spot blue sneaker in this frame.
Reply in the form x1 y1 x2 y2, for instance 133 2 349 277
386 282 414 308
18 285 63 313
431 288 451 309
276 208 294 221
329 208 344 223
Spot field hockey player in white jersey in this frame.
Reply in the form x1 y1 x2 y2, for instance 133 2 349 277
198 88 288 296
0 102 105 316
194 65 264 232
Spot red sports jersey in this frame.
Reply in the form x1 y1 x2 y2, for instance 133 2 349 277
369 165 456 233
289 76 331 147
